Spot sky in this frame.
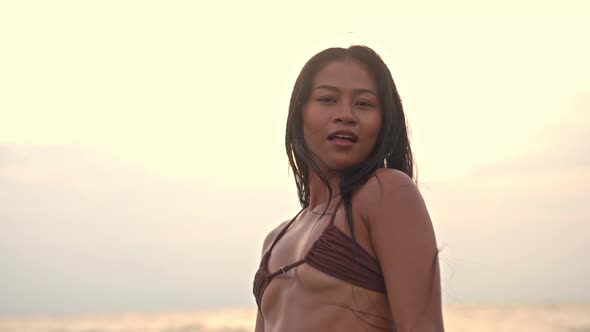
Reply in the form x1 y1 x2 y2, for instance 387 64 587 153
0 0 589 316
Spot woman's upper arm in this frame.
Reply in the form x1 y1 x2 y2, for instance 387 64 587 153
361 169 444 331
254 310 264 332
254 220 288 332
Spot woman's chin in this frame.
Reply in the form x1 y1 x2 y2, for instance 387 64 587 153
310 156 364 175
325 161 362 173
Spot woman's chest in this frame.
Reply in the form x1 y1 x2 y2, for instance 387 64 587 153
266 217 344 289
262 213 379 312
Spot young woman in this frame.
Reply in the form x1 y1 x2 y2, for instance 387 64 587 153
253 45 444 331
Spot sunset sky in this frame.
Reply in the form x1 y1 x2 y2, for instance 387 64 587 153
1 0 588 315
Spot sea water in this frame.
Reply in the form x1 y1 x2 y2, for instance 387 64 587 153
1 303 589 332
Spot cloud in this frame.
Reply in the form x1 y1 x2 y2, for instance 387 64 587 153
421 98 590 304
0 145 297 315
466 92 590 178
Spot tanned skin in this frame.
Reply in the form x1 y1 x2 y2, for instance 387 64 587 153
255 60 444 332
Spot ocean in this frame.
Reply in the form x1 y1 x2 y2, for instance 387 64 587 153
1 304 589 332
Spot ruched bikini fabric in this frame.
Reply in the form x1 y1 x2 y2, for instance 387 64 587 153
253 201 386 313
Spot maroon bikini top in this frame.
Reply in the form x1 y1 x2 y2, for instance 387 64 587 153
253 201 386 313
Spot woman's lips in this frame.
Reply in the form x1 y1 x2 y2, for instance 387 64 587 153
329 137 355 148
328 130 358 142
327 130 358 148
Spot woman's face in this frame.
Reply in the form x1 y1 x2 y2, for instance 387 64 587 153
302 60 382 172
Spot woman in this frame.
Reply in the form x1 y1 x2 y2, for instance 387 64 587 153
253 45 444 331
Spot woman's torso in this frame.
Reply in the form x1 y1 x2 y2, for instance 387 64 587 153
255 200 395 332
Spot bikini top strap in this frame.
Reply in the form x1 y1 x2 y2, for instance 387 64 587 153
328 199 344 226
267 207 305 253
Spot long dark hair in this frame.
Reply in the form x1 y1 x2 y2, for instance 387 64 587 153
284 46 441 330
285 45 416 240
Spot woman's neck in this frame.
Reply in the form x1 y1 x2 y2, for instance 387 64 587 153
308 172 341 212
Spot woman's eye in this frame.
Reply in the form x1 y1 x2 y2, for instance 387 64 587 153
318 97 335 104
356 100 374 108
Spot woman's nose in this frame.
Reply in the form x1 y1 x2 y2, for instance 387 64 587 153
334 103 356 125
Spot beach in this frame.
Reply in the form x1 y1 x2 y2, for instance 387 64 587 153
1 303 589 332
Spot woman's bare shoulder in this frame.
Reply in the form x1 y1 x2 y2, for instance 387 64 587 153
260 219 291 255
354 168 421 223
357 168 416 201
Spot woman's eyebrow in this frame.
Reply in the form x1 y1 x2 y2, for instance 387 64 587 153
313 85 377 96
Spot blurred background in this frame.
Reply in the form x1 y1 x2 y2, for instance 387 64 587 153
1 0 588 331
